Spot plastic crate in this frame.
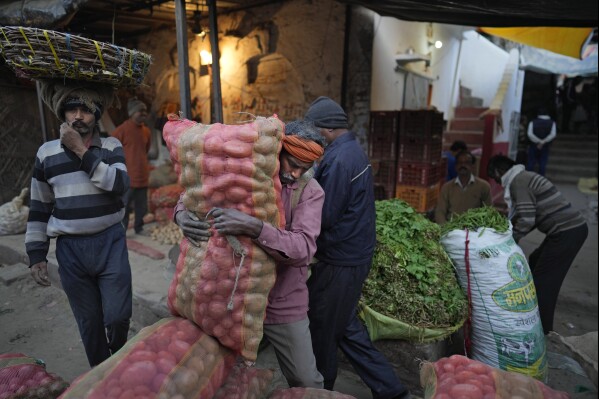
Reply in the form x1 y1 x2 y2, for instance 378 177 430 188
369 111 399 159
398 136 442 162
399 110 444 139
397 161 441 186
395 182 441 213
371 158 397 200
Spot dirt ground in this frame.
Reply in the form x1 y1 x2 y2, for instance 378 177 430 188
1 265 597 398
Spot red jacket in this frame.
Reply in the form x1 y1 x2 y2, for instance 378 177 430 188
111 119 151 188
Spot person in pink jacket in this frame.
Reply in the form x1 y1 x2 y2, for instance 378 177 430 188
174 120 325 388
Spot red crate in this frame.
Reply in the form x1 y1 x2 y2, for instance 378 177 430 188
398 136 442 162
395 182 441 212
399 110 444 139
397 161 441 186
372 158 397 200
369 111 399 159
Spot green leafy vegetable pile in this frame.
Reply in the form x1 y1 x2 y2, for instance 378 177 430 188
440 205 509 236
362 199 467 328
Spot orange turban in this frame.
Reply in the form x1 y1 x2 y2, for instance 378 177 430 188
282 135 324 163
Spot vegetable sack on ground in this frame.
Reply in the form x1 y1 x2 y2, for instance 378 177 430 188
0 353 68 399
420 355 569 398
362 199 467 332
440 207 547 381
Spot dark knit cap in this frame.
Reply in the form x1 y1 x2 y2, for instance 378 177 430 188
128 97 147 117
305 96 348 129
64 97 103 121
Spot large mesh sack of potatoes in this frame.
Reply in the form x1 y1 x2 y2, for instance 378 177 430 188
268 387 357 399
212 363 274 399
420 355 569 399
0 353 69 399
162 114 285 360
59 317 236 399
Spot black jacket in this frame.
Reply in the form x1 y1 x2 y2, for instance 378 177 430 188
314 132 376 267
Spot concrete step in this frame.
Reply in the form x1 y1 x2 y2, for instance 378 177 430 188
443 131 484 146
460 97 484 107
550 148 598 158
547 155 597 170
545 164 597 178
449 118 486 131
550 141 599 150
454 107 487 119
552 134 598 142
545 173 587 185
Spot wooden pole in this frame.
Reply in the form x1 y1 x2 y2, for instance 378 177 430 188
207 0 223 123
175 0 192 119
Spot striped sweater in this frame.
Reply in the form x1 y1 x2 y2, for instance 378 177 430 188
25 134 130 266
509 170 585 242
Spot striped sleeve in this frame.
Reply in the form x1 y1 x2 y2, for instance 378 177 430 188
84 137 130 195
25 148 54 265
510 178 537 242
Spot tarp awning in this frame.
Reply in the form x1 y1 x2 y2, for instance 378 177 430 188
480 27 594 59
519 45 598 76
339 0 597 28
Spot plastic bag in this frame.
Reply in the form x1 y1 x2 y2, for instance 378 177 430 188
0 188 29 236
440 224 547 381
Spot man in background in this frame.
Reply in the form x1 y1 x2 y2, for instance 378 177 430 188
112 97 152 235
435 151 491 224
526 108 556 177
27 80 132 367
444 140 468 181
305 96 410 399
487 155 588 334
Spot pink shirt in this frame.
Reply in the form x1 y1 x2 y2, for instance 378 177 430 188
259 178 324 324
174 178 324 324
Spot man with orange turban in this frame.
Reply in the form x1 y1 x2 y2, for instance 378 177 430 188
174 120 326 388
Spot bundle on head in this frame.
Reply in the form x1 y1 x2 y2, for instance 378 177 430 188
39 79 117 122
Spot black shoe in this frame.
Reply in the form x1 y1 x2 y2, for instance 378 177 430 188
392 391 411 399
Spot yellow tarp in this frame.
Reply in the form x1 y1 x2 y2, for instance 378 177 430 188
480 27 593 59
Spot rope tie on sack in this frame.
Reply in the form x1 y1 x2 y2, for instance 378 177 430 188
464 229 473 357
205 208 248 311
0 27 10 49
43 30 62 69
93 40 106 70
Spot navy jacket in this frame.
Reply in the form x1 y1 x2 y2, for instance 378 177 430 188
314 132 376 267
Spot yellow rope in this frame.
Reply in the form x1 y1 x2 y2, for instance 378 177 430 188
19 27 35 56
128 50 133 77
0 27 10 50
43 30 62 69
93 40 106 70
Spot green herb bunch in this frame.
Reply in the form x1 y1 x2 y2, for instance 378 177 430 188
440 205 509 236
362 199 467 328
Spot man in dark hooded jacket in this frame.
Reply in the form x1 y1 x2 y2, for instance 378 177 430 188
305 96 410 399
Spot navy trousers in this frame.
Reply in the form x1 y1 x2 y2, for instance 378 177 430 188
528 223 588 334
307 261 408 399
56 223 132 367
527 143 550 176
122 187 148 233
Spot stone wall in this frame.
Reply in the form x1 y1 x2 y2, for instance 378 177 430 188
133 0 347 126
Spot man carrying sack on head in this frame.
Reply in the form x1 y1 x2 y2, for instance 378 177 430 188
25 80 133 367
